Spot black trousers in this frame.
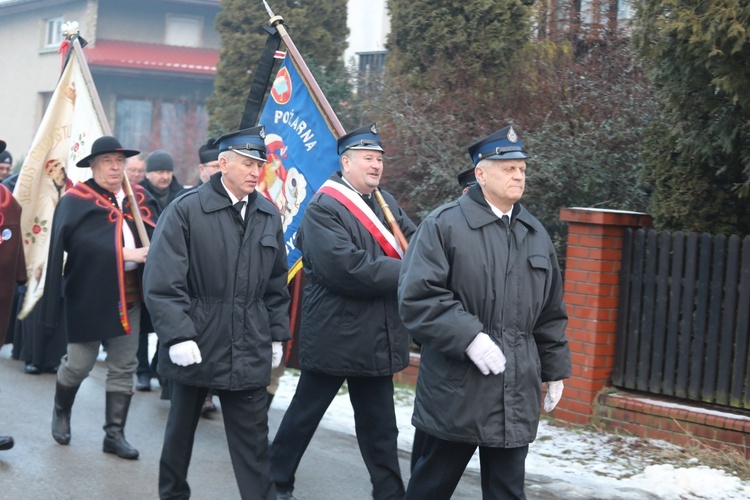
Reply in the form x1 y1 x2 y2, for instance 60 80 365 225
270 370 405 500
159 381 274 500
406 433 528 500
136 333 158 377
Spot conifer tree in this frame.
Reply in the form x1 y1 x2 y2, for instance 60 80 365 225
207 0 350 136
632 0 750 234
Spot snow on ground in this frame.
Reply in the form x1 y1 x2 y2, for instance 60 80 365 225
273 369 750 500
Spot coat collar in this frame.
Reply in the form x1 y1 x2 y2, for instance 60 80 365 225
198 172 276 216
459 183 541 234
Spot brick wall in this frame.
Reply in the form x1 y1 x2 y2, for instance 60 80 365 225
556 208 653 424
556 207 750 459
393 352 420 387
597 392 750 459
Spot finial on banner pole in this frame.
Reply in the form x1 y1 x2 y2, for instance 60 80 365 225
263 0 284 28
262 0 275 18
57 21 81 70
61 21 80 40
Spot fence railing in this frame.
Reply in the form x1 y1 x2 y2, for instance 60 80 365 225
612 229 750 410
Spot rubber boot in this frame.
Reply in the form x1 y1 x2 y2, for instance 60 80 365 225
52 382 80 445
102 392 139 460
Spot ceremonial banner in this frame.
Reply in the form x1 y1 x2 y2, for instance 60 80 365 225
258 54 339 278
14 43 105 317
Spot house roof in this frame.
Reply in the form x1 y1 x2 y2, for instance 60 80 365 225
84 39 219 77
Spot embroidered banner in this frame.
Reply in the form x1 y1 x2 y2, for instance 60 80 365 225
258 55 339 279
14 42 105 317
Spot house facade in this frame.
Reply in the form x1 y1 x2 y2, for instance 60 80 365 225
0 0 220 184
1 0 635 181
345 0 389 80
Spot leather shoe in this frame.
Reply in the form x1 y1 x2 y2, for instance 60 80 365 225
276 492 296 500
0 436 13 451
135 374 151 392
201 395 217 416
24 363 42 374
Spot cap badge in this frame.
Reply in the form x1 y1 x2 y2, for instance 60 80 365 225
259 126 266 140
370 124 378 134
507 127 518 143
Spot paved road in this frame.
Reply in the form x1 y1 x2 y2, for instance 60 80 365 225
0 344 482 499
0 343 573 499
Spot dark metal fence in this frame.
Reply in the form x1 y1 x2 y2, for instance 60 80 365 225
612 229 750 410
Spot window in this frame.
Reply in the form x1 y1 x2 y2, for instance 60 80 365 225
115 97 208 185
115 99 154 153
44 17 64 47
356 51 387 94
358 51 387 75
165 14 203 47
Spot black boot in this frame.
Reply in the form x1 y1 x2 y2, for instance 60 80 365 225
52 382 80 445
0 436 14 451
102 392 139 460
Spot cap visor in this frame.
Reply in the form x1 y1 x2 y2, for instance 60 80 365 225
233 150 267 162
346 145 385 153
484 151 527 160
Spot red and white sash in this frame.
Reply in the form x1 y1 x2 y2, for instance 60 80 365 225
317 180 403 259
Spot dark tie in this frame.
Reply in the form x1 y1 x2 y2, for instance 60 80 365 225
234 200 246 223
502 214 510 226
362 194 376 212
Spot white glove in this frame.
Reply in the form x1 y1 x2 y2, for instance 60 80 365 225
465 332 506 375
169 340 202 367
544 380 564 412
271 342 283 369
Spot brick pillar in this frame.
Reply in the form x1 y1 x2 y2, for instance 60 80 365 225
554 208 652 425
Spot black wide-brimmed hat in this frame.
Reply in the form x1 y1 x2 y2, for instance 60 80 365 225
76 136 139 168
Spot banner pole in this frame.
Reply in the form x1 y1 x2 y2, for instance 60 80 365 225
265 12 408 251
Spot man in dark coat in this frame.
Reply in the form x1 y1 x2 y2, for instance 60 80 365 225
143 126 290 500
138 149 184 214
398 125 571 499
134 149 185 392
165 139 223 414
270 123 416 500
43 136 157 460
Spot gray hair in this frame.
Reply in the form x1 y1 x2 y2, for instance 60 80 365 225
339 149 355 167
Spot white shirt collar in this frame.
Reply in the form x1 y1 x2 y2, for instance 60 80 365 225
485 198 513 221
341 175 369 197
220 176 247 205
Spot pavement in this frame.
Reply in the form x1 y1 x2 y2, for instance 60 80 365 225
0 343 565 499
